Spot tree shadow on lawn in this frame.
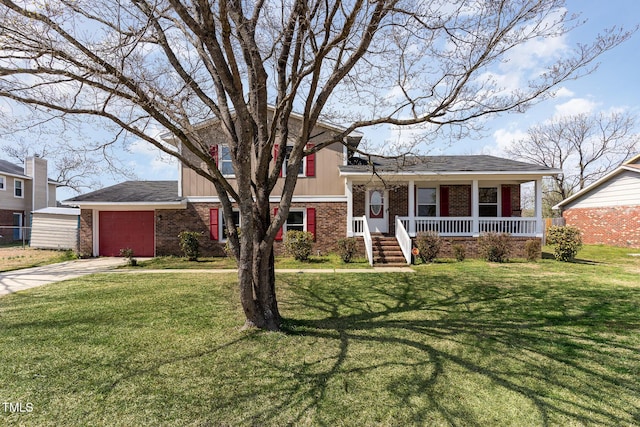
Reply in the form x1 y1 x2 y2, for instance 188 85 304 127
268 273 640 426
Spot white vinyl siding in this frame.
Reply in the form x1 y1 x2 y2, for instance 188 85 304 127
566 171 640 209
30 212 79 250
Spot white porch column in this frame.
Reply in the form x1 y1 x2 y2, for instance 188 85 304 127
471 179 479 236
346 179 354 237
408 180 415 236
535 178 543 236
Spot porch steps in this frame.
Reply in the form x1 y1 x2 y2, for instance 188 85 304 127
371 235 407 266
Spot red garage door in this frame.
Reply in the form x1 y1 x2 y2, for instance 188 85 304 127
99 211 155 257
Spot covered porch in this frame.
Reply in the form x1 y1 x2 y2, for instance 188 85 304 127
346 178 545 239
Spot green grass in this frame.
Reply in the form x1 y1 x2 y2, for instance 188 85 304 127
134 252 371 270
1 246 639 425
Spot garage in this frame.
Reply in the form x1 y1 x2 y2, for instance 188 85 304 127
99 211 155 257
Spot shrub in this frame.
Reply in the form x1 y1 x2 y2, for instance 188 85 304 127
337 238 358 263
284 230 314 261
546 225 582 262
478 232 511 263
525 239 541 262
415 231 442 263
452 244 466 262
178 231 202 261
119 247 137 266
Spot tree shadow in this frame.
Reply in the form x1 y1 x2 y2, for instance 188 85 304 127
255 273 640 425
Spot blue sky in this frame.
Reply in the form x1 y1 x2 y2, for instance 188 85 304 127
21 1 640 201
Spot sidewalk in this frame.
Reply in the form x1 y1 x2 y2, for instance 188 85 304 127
0 258 127 296
114 266 415 274
1 258 413 297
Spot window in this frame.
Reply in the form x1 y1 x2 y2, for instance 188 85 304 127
284 210 304 233
417 188 437 217
221 210 240 241
479 187 498 217
14 179 23 198
275 207 316 241
219 146 234 176
283 146 305 177
0 176 5 190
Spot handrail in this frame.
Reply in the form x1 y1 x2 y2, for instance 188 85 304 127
398 216 539 237
395 216 412 264
361 216 373 266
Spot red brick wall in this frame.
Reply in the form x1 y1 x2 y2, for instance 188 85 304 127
389 185 408 234
410 236 541 259
156 201 348 257
563 205 640 248
448 185 471 216
79 209 93 256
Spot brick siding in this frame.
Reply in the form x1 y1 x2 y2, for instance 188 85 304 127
448 185 471 216
156 201 348 257
563 205 640 248
79 209 93 256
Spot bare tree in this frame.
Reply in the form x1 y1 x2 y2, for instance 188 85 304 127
0 0 633 330
506 111 639 207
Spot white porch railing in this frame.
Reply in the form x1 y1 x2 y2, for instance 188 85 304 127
479 218 538 235
395 216 412 265
352 216 365 236
361 216 374 266
398 216 539 237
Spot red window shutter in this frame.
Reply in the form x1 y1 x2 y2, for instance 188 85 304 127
440 186 450 217
467 186 472 216
274 207 283 241
306 143 315 177
307 207 316 240
501 186 512 217
210 208 219 240
209 145 219 167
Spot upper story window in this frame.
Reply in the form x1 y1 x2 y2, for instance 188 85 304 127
275 143 315 177
283 146 305 177
417 188 437 217
0 176 5 191
209 144 235 176
14 179 24 198
479 187 498 217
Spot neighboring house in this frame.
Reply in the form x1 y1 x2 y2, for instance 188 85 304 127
553 154 640 248
66 114 560 262
0 157 59 244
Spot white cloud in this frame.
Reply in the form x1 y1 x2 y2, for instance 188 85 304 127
554 87 574 98
553 97 597 118
490 127 528 156
128 137 178 179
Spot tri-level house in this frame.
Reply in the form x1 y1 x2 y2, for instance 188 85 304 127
67 114 560 263
0 156 59 244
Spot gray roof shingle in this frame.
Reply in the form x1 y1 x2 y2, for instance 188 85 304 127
0 159 27 177
339 155 558 174
66 181 181 203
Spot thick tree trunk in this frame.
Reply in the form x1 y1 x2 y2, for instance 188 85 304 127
237 248 280 331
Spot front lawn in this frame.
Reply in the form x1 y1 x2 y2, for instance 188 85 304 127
1 246 639 425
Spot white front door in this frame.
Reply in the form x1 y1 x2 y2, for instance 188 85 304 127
366 189 388 233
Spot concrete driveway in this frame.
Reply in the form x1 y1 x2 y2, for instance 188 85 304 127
0 258 127 297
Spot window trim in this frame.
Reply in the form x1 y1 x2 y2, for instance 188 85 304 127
0 175 5 191
219 145 235 177
478 187 499 217
14 178 24 198
282 209 306 234
220 209 241 242
416 187 438 217
282 146 306 177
